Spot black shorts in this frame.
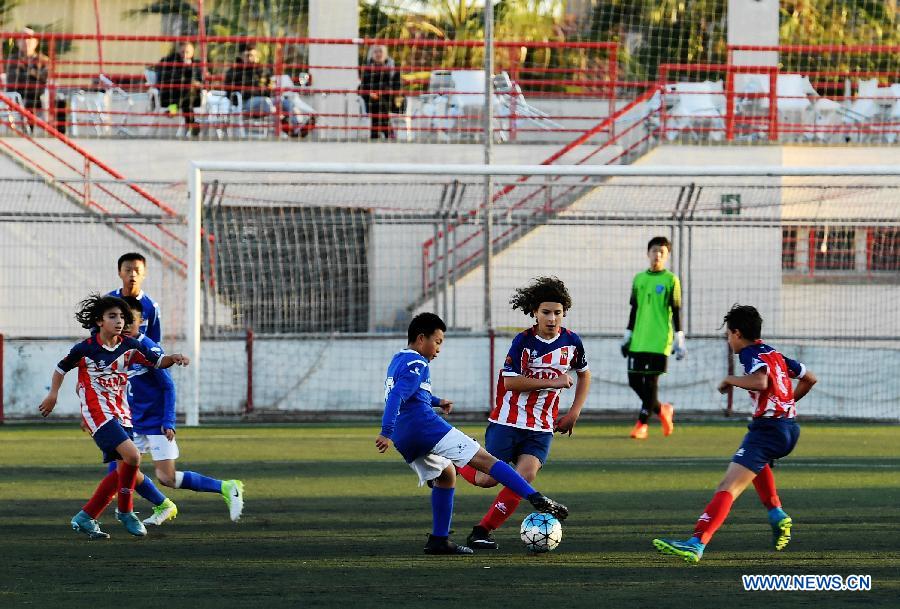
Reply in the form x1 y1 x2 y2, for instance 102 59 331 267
627 352 668 375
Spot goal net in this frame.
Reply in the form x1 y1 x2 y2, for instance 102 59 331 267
183 163 900 423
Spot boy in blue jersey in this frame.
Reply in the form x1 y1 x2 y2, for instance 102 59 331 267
109 253 161 342
652 305 817 563
121 297 245 523
376 312 569 555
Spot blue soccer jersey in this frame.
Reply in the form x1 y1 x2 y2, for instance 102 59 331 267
738 341 806 419
109 288 161 343
380 348 452 463
127 334 177 434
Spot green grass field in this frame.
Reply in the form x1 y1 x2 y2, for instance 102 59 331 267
1 421 898 608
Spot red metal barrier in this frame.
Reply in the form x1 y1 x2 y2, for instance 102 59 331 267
1 30 618 139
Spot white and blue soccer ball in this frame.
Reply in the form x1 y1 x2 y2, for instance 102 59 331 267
520 512 563 553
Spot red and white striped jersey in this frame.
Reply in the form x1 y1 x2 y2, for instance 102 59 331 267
489 327 588 432
739 341 806 419
56 335 162 434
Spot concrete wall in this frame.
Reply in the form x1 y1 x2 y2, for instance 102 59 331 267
5 335 896 421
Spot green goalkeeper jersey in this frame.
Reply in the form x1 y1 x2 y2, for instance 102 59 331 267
629 269 681 355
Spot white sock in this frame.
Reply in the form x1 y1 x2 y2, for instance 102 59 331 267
175 471 184 489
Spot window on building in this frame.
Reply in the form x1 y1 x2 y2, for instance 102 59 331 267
812 228 854 271
869 228 900 272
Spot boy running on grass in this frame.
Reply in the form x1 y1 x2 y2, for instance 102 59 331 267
652 304 817 563
39 294 189 539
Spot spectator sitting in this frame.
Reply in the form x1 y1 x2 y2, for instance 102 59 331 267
224 42 312 138
6 27 49 113
359 45 403 140
154 41 203 137
224 43 276 124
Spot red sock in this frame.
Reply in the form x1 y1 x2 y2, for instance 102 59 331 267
752 464 781 510
455 465 478 486
116 461 140 513
692 490 735 545
82 471 119 519
479 487 523 531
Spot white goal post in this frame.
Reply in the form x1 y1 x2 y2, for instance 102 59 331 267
183 162 900 425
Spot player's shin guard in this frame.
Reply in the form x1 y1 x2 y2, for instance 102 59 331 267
116 461 140 513
83 470 119 519
479 487 523 531
752 464 781 510
692 490 735 545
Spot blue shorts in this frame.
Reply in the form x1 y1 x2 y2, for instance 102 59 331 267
732 418 800 473
92 420 134 463
484 421 553 465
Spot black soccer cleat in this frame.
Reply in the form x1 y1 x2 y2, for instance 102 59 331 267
466 525 499 551
423 534 475 555
527 492 569 521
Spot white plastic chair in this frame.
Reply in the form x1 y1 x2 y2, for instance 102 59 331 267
0 89 26 134
664 81 725 141
98 74 154 137
412 70 494 141
840 79 894 142
886 83 900 143
492 71 562 137
67 90 110 137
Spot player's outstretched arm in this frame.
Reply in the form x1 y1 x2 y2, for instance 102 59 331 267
158 353 190 368
793 369 817 401
38 370 66 417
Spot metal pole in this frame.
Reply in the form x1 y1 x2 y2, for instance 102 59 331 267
484 1 496 409
186 164 203 426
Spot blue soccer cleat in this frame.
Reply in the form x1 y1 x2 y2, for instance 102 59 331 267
770 513 792 551
653 537 704 564
116 510 148 537
71 510 110 540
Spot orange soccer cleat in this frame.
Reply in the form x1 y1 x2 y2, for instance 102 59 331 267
659 402 675 437
629 421 648 440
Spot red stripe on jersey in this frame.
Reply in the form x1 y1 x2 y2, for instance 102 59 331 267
490 375 510 421
541 352 553 365
523 390 540 428
505 391 521 424
79 362 107 430
539 392 559 430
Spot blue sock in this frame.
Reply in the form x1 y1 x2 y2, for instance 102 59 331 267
768 506 788 524
107 461 117 473
180 471 223 493
136 477 167 506
431 486 454 538
488 461 536 499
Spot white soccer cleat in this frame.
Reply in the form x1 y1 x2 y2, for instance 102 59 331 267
221 480 244 522
142 498 178 526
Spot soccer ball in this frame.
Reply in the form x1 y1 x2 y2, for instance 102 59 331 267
520 512 563 553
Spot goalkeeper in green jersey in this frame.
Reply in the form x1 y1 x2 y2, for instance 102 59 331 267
621 236 685 440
